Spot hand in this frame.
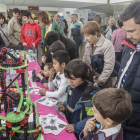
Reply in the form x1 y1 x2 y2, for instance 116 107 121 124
23 42 27 46
66 124 74 133
36 73 43 80
36 73 41 77
39 88 46 96
49 68 55 82
32 43 36 48
83 117 96 137
39 70 43 74
59 105 65 112
94 82 98 87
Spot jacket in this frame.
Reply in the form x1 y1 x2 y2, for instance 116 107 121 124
115 39 140 134
63 83 100 136
8 17 21 46
59 33 77 60
20 21 42 49
79 124 123 140
91 54 120 77
42 21 66 49
83 34 115 87
0 24 10 46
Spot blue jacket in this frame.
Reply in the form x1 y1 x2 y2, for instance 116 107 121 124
115 39 140 134
63 83 100 136
91 54 120 76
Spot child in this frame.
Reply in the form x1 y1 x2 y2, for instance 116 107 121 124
49 40 65 55
20 11 42 49
41 53 47 70
79 88 132 140
36 63 53 88
59 59 100 139
39 50 70 103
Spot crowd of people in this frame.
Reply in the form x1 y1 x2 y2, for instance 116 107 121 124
1 1 140 140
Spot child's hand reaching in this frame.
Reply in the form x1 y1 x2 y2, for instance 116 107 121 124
83 117 96 137
66 124 74 133
39 70 43 74
59 105 65 112
39 88 46 96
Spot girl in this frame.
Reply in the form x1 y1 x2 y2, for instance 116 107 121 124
60 59 100 139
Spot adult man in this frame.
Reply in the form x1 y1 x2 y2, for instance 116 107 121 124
115 1 140 140
8 8 23 50
54 14 65 30
104 16 117 40
68 14 83 56
21 11 41 49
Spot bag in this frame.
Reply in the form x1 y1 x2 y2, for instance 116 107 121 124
32 70 40 82
71 28 81 36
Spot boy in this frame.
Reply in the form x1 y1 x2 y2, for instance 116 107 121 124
20 11 42 49
39 50 70 103
36 63 53 88
59 59 100 139
49 40 65 55
80 88 132 140
43 40 65 64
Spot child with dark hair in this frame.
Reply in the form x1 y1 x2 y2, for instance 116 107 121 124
36 63 53 88
39 50 70 103
80 88 132 140
59 59 100 139
41 53 47 70
49 40 65 55
20 10 42 49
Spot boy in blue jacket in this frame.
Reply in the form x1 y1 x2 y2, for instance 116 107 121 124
59 59 100 139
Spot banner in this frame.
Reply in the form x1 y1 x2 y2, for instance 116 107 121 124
88 13 95 21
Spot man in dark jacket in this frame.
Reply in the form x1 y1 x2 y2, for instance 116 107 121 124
45 31 77 63
115 1 140 140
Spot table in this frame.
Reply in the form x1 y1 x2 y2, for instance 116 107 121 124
0 62 77 140
28 62 77 140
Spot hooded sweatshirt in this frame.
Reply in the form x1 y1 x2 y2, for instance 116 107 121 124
20 21 42 49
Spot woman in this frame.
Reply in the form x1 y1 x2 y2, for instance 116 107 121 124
37 11 65 52
0 13 11 47
111 19 126 63
94 14 104 35
81 21 116 89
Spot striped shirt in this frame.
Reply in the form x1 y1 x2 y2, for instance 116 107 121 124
79 124 123 140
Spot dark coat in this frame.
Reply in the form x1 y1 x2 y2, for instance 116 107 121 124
59 33 77 60
115 38 140 134
91 54 120 76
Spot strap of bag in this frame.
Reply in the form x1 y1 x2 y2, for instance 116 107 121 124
0 28 10 43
